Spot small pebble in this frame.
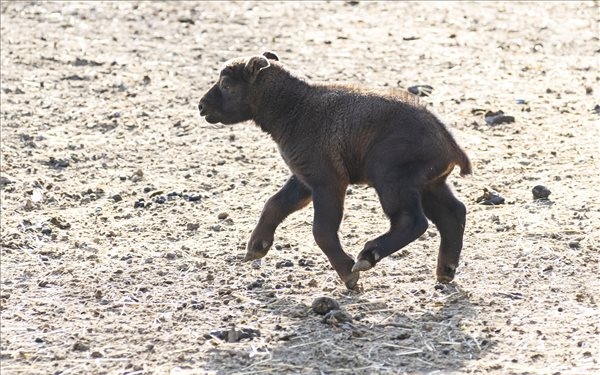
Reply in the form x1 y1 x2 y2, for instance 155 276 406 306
275 259 293 268
484 110 515 125
72 341 90 352
133 199 145 208
218 212 229 220
311 296 340 315
532 185 551 200
407 85 433 97
476 188 505 205
155 196 166 204
112 194 123 202
322 309 353 325
187 194 201 202
186 223 200 231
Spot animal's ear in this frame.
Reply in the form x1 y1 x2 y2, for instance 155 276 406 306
262 51 279 61
244 56 270 82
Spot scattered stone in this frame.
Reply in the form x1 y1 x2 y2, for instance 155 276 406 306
211 224 221 232
311 296 340 315
484 110 515 125
34 337 44 343
177 17 195 25
90 351 103 358
46 157 70 169
307 279 318 288
532 185 551 200
594 104 600 115
516 99 527 105
251 259 261 269
0 176 14 188
186 193 201 202
186 223 199 231
165 252 177 260
73 57 103 67
298 258 315 267
568 241 580 249
167 191 180 200
204 327 261 343
407 85 433 97
50 217 71 230
119 175 127 181
247 279 264 290
62 74 89 81
111 194 123 202
217 212 229 220
322 309 353 325
476 188 505 205
72 341 90 352
133 198 145 208
275 259 293 268
130 169 144 182
38 280 49 287
155 196 166 204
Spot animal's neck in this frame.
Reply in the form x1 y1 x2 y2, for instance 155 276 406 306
251 69 310 142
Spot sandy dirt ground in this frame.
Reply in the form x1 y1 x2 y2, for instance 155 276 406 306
1 1 599 374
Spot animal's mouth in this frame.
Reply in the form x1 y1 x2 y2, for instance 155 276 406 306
202 114 219 124
199 108 218 124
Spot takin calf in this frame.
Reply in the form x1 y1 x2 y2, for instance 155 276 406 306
198 52 471 289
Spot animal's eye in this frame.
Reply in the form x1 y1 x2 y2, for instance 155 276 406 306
220 79 232 92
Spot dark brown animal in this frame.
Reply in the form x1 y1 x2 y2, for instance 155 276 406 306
198 52 471 289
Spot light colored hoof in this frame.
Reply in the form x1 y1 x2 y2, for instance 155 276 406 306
352 259 373 272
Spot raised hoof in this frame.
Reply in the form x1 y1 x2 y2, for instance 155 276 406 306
352 259 373 272
343 271 360 290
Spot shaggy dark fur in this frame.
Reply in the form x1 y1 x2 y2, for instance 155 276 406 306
199 52 472 289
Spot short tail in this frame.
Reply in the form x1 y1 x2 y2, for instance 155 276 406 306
456 146 472 177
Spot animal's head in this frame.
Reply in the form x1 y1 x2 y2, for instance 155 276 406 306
198 52 279 125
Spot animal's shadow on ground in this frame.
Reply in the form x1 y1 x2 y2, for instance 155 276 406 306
205 283 492 374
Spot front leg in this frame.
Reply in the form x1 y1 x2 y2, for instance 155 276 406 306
246 175 312 260
311 184 360 289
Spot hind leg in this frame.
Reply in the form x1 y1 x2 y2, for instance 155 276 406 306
353 173 429 272
422 182 466 283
